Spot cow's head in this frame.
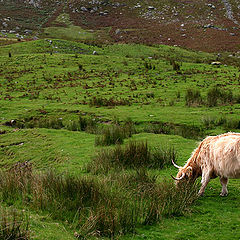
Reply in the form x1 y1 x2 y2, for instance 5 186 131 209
171 160 200 183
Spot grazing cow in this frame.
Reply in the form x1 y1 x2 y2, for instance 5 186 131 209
172 132 240 196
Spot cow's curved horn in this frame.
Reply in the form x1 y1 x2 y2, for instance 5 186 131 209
172 159 182 169
171 172 185 181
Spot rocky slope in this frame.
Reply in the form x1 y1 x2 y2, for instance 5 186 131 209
1 0 240 52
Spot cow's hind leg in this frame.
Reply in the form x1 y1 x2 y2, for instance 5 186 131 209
220 177 228 197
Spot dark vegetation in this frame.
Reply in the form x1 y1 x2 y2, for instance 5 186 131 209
144 122 204 139
89 96 131 107
202 115 240 130
185 87 240 107
6 114 207 143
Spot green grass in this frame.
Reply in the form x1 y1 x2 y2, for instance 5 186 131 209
0 38 239 239
43 26 95 41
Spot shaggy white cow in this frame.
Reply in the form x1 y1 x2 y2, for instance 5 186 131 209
172 132 240 196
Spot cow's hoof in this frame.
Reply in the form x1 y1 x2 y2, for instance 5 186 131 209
220 192 228 197
198 191 204 197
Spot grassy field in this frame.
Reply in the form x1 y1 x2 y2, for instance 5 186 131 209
0 38 239 239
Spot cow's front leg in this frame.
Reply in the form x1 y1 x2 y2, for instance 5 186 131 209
220 177 228 196
198 170 211 196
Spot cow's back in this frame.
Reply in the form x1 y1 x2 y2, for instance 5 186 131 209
208 133 240 178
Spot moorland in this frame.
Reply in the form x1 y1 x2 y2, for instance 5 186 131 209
0 0 240 239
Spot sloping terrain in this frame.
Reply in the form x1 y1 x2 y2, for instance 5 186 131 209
1 0 240 52
0 39 239 240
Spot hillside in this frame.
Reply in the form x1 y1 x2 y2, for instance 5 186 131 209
0 1 240 240
0 38 239 240
1 0 240 52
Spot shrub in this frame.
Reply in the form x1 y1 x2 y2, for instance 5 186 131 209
202 115 217 129
38 116 64 129
8 116 64 130
6 115 98 133
0 161 33 205
202 115 239 130
142 179 199 224
235 94 240 103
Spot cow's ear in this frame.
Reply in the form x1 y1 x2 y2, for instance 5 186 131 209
186 166 193 176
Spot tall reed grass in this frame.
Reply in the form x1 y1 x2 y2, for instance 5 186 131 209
0 163 199 239
144 122 204 139
95 123 135 146
0 207 30 240
88 141 176 174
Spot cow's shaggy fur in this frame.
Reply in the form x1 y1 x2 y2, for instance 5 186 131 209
174 132 240 196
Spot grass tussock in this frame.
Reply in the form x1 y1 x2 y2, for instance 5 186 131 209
185 87 238 107
206 87 233 107
185 88 203 107
88 141 176 174
0 164 199 239
144 122 204 139
202 115 240 130
95 123 135 146
0 207 30 240
66 115 97 133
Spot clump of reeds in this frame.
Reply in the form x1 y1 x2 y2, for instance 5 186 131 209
0 162 199 239
95 122 135 146
88 141 176 174
66 115 97 133
206 87 233 107
0 207 30 240
185 88 203 107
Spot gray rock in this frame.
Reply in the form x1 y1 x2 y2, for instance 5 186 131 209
134 3 141 8
148 6 155 10
115 29 120 34
81 6 88 12
24 29 33 34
